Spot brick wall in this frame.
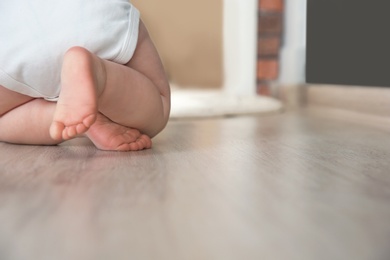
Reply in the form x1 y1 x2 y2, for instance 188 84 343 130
257 0 284 95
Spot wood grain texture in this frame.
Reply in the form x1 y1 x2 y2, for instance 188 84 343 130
0 108 390 260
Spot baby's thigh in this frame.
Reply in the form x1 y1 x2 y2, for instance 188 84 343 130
125 21 170 95
0 85 33 116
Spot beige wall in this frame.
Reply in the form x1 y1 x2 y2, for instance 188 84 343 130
132 0 223 88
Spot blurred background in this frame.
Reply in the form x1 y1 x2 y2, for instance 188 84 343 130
131 0 308 118
132 0 224 89
132 0 307 94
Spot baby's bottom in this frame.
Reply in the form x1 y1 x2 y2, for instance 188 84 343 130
0 21 170 151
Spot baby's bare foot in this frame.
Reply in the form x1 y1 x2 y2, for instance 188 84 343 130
85 113 152 151
50 47 105 141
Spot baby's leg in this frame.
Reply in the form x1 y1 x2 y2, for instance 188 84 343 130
0 54 151 150
49 47 106 140
0 98 61 145
0 85 57 145
93 20 171 138
0 85 33 116
49 20 169 149
0 97 151 150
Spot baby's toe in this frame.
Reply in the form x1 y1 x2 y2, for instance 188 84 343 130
50 121 65 141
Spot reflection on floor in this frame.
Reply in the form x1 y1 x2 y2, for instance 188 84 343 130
170 88 283 119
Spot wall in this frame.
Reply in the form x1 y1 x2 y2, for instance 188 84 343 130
131 0 223 88
307 0 389 87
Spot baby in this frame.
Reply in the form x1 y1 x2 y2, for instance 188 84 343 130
0 0 170 151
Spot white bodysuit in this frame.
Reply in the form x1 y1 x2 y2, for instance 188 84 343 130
0 0 139 100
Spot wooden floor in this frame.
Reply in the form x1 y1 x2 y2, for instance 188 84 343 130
1 107 390 260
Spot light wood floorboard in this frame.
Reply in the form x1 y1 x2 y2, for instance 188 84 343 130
1 108 390 260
